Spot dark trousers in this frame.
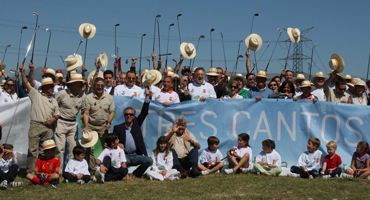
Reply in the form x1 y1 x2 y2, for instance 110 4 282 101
0 164 19 182
319 167 342 177
102 156 128 181
63 172 90 183
290 166 318 178
125 153 153 178
171 148 198 171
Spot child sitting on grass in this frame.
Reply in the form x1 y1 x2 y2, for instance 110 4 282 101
63 146 90 184
198 136 224 175
254 139 282 176
26 140 61 185
0 144 23 189
146 136 179 181
288 138 323 179
319 141 342 178
95 133 130 183
225 133 253 174
342 141 370 179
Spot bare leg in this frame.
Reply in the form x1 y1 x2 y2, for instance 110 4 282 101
358 170 370 178
209 162 224 173
227 152 238 168
345 168 354 175
26 173 36 181
198 164 207 171
233 153 250 171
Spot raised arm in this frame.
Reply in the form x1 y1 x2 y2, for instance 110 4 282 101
323 70 337 92
20 63 33 92
245 50 251 73
28 62 36 87
130 57 137 72
152 51 157 70
174 54 184 74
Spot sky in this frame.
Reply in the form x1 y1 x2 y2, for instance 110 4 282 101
1 0 370 79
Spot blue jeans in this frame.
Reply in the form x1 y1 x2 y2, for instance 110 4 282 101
125 153 153 177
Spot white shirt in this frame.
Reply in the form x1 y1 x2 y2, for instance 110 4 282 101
256 150 282 168
104 86 112 94
64 158 90 176
143 85 161 94
114 84 144 97
150 151 174 172
200 148 224 165
0 90 18 103
296 150 323 171
54 85 67 94
34 80 42 90
97 147 127 169
312 88 327 101
352 93 368 105
232 146 253 166
188 81 216 100
223 94 243 99
0 158 16 173
294 89 302 98
152 89 180 104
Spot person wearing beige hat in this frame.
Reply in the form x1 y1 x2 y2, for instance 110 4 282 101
344 75 352 84
293 80 318 101
28 62 56 91
346 78 361 96
328 70 344 89
293 74 305 97
54 71 67 95
351 80 367 105
188 67 217 101
206 67 228 98
311 72 328 101
20 63 60 174
247 70 273 99
54 74 86 173
323 70 352 104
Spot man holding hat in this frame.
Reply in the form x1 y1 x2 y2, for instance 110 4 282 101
323 70 352 104
247 70 273 99
19 64 60 174
188 67 216 101
311 72 328 101
28 62 57 91
54 73 86 173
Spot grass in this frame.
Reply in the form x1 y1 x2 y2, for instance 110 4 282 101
1 171 369 200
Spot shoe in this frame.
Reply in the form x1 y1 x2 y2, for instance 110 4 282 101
322 175 331 179
149 176 153 181
241 168 250 174
63 179 69 183
308 175 313 180
95 170 105 184
201 170 210 175
10 182 23 187
215 170 220 174
342 173 353 178
190 169 201 177
287 172 300 178
224 169 235 175
366 175 370 180
172 177 179 181
256 172 261 176
0 180 8 190
77 180 85 185
180 170 187 179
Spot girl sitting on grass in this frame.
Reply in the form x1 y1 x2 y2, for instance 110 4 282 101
225 133 253 174
254 139 282 176
342 141 370 179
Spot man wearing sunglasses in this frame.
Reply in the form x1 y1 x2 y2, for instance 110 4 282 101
324 69 352 104
113 87 152 179
114 70 144 98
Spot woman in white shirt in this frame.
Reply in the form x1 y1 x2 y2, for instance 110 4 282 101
0 79 18 103
352 80 368 105
222 80 243 99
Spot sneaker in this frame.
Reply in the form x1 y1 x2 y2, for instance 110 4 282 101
287 172 300 178
95 170 105 184
241 168 251 174
172 177 179 181
0 180 8 190
190 169 201 177
215 170 220 174
224 169 235 175
9 182 23 187
77 180 85 185
201 170 210 175
256 172 261 176
322 175 331 179
308 175 313 180
366 175 370 180
342 173 353 178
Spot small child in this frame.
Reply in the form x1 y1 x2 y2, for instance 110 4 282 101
95 133 130 183
225 133 253 174
342 141 370 179
254 139 282 176
288 138 323 179
198 136 225 175
0 144 23 189
26 140 61 185
146 136 179 181
319 141 342 178
63 146 91 184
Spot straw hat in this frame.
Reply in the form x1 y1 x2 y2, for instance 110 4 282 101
329 53 345 73
310 71 327 83
0 60 6 71
344 74 352 80
180 42 197 59
245 33 263 51
41 68 57 82
42 140 57 150
38 77 56 90
67 74 86 84
97 52 108 71
56 73 63 78
347 78 361 87
230 73 248 86
328 70 342 76
355 80 366 87
70 70 77 75
253 70 270 81
0 80 5 87
206 68 221 76
295 74 305 80
88 70 104 86
143 69 162 86
140 69 149 77
65 53 83 72
167 71 174 77
167 67 173 72
79 131 99 148
79 23 96 39
172 73 180 79
298 80 315 92
287 28 301 43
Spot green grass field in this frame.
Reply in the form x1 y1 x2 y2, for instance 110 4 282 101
1 172 368 199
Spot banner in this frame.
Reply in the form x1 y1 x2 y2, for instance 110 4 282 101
1 96 369 170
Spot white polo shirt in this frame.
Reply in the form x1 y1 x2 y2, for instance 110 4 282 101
256 150 282 168
104 86 112 94
114 84 144 97
0 90 18 103
152 89 180 104
200 148 224 165
0 158 16 173
97 147 127 169
223 94 243 99
312 87 327 101
54 85 67 94
188 81 216 100
296 150 323 171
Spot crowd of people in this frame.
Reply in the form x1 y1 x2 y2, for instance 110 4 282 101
0 45 370 189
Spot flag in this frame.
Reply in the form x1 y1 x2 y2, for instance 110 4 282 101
118 57 122 73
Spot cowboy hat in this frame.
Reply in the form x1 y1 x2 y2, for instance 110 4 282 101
0 60 6 71
79 131 99 148
65 53 83 72
70 70 77 75
328 70 342 76
67 73 86 84
347 77 361 87
245 33 263 51
355 80 366 87
143 69 162 86
329 53 345 73
167 71 174 77
180 42 197 59
166 66 173 72
344 74 352 80
140 69 149 77
206 68 221 76
287 27 301 43
253 70 270 81
172 73 180 79
230 73 248 86
79 23 96 39
42 139 57 150
310 71 327 83
293 74 305 83
56 73 63 78
87 70 104 86
41 68 57 82
298 80 315 92
37 77 56 90
97 52 108 71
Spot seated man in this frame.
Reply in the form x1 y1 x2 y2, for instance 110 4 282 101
113 88 153 178
165 116 201 178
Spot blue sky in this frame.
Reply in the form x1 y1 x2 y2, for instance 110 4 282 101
1 0 370 79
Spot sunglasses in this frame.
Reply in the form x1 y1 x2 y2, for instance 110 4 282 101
248 79 254 81
338 88 346 91
230 85 238 89
6 84 15 87
127 77 135 80
42 75 52 78
124 113 134 116
270 84 277 86
96 84 104 88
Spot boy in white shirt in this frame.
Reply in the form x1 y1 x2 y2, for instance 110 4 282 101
254 139 282 176
198 136 224 175
95 133 130 183
0 144 23 189
288 138 323 179
63 146 90 184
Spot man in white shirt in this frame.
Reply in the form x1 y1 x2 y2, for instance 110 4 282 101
188 67 216 101
114 71 144 97
103 70 115 95
152 76 180 106
311 72 327 101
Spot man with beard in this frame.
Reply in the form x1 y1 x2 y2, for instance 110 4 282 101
152 76 180 105
188 68 216 101
114 71 144 98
